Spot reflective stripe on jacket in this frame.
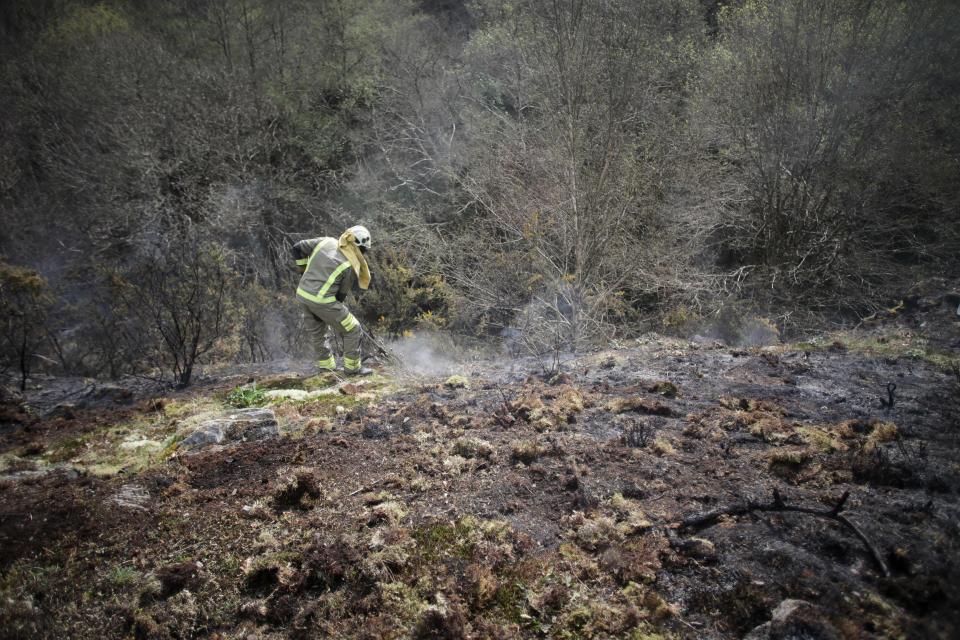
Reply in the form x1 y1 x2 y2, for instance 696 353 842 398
293 237 356 304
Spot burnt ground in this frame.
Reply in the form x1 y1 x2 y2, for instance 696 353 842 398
0 313 958 639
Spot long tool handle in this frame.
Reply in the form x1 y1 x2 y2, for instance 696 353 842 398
360 327 401 366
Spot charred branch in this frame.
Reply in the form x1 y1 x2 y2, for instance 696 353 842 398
679 489 890 577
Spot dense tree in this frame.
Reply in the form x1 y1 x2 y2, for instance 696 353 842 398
0 0 957 384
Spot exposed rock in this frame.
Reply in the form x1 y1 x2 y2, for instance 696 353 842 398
179 408 278 451
179 421 226 449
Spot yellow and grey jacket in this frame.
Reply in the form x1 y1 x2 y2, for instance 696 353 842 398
293 237 357 305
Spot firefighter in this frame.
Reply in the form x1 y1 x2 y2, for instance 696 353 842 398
292 225 373 375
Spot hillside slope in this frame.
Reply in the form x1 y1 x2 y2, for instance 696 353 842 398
1 313 958 639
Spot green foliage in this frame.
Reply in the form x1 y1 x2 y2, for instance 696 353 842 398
358 245 453 336
226 384 269 409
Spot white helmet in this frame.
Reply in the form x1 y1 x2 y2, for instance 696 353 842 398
347 225 371 252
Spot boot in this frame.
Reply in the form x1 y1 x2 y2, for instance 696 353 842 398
344 366 374 376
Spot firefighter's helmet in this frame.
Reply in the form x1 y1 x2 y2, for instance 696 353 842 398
347 225 371 252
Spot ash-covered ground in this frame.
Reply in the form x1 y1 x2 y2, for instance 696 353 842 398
1 306 958 639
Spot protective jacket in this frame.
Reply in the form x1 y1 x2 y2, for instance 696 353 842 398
293 237 357 305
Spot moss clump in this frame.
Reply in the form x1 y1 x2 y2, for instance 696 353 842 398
453 437 494 459
768 448 811 481
608 493 653 534
378 581 426 622
413 519 482 562
798 426 847 453
444 375 470 389
488 577 529 624
574 516 623 552
369 501 408 525
650 437 676 456
648 381 679 398
865 421 899 452
769 449 809 466
511 440 542 464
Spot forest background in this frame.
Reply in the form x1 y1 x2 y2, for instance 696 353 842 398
1 0 957 388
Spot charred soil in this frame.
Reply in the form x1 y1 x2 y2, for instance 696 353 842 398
1 313 958 639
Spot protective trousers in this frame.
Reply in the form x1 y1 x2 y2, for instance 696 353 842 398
298 298 362 371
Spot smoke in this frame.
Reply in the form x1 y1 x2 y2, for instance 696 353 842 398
383 332 460 377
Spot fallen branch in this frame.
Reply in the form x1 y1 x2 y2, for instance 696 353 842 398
679 489 890 577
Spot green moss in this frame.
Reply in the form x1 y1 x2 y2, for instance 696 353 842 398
45 436 87 463
301 373 341 390
378 581 426 622
164 397 221 419
413 519 479 562
105 565 141 589
299 392 366 412
491 579 528 624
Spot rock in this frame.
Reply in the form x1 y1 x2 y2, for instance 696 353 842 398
743 599 841 640
180 408 278 451
225 408 279 441
180 422 226 450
